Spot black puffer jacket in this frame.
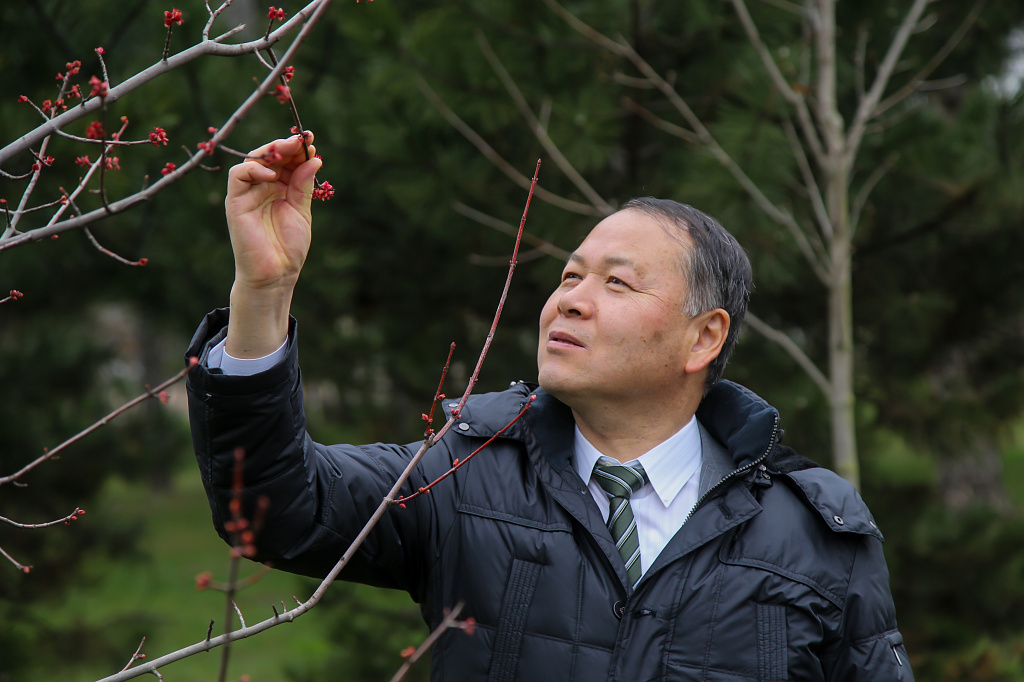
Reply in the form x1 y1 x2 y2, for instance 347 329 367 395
187 310 914 681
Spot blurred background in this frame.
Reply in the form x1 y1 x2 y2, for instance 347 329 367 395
1 0 1023 679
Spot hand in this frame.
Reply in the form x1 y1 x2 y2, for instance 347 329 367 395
223 133 322 359
225 133 322 292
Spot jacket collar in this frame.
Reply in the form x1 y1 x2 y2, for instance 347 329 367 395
453 380 782 478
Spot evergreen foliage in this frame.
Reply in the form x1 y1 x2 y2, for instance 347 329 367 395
2 0 1024 678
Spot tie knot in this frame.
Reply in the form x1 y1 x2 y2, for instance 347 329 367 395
593 461 649 500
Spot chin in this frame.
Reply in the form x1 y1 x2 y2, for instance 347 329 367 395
537 369 585 405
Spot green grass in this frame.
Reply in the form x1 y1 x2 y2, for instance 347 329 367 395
25 464 331 682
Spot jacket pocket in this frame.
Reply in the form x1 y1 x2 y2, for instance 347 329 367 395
756 603 788 681
488 558 543 682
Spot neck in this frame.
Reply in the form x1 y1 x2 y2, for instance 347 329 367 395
570 392 701 463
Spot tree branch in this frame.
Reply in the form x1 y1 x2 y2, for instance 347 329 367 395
745 311 831 397
0 361 198 487
473 30 616 216
873 0 986 119
728 0 827 167
849 152 899 236
0 0 333 251
452 201 571 259
542 0 832 283
415 76 604 216
845 0 932 163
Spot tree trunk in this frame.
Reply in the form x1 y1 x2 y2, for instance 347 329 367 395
816 0 861 488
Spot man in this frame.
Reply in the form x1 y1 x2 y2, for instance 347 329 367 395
186 133 914 680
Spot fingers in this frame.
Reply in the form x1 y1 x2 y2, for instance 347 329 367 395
227 132 318 199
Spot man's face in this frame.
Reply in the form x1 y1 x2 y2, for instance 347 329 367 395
537 209 702 407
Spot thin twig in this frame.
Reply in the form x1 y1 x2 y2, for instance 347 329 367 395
873 0 986 118
0 360 198 486
120 638 148 673
845 0 932 163
0 544 31 573
415 76 603 216
850 153 898 236
452 201 570 259
474 30 615 216
620 97 700 144
727 0 827 167
0 507 84 529
388 602 466 682
745 312 831 396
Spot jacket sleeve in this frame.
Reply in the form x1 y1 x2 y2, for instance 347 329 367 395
185 309 456 601
821 534 915 681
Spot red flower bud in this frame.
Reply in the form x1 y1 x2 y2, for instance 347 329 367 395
312 180 335 201
195 570 212 590
164 8 184 27
85 121 105 140
161 162 176 175
149 127 169 146
88 75 108 98
400 646 415 659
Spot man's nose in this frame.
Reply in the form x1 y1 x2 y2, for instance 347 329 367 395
557 277 596 318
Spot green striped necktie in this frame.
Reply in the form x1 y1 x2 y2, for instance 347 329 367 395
593 460 649 587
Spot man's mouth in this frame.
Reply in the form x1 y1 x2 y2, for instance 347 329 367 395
548 331 585 349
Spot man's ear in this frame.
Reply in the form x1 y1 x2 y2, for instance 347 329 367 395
684 309 730 374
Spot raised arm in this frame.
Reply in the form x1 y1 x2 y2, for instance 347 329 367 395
224 133 322 359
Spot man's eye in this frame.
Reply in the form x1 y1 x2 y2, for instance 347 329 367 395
562 272 580 281
608 276 629 287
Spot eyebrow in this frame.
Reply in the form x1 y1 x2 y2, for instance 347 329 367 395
568 252 642 272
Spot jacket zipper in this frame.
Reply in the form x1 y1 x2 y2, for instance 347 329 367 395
681 411 780 526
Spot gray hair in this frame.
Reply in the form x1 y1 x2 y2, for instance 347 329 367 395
620 197 753 392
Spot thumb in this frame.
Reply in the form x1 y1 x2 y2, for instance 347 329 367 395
288 156 323 205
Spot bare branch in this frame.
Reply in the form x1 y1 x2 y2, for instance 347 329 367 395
728 0 827 167
620 97 700 144
850 153 899 236
846 0 933 162
0 361 198 487
873 0 986 118
0 507 84 529
542 0 831 282
745 311 831 396
388 602 467 682
415 76 604 216
84 227 148 267
0 0 332 251
758 0 804 15
119 638 148 674
0 544 32 573
473 30 616 215
452 201 571 259
781 116 831 242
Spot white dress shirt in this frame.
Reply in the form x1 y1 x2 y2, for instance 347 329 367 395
211 337 704 580
207 337 287 375
573 418 703 578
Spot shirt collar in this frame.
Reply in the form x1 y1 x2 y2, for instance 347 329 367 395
574 416 703 507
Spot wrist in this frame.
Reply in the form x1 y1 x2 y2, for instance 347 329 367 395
226 281 294 359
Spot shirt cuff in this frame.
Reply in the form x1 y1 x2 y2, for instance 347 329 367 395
207 337 288 376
